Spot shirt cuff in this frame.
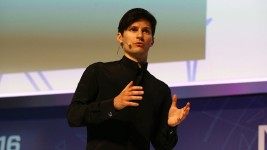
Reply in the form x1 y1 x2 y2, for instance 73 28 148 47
168 125 177 135
99 98 117 120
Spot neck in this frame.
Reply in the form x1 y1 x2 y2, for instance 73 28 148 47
124 54 147 64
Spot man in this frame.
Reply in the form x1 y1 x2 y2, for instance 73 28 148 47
67 8 190 150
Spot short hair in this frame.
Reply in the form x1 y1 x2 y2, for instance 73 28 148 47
118 8 157 36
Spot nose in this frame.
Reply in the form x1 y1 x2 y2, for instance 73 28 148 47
137 29 144 39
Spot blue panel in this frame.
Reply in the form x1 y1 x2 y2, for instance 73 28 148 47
0 94 267 149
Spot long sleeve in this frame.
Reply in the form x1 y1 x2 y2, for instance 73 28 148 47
151 87 178 150
67 57 179 149
67 63 117 127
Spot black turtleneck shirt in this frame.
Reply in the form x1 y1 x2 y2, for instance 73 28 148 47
67 56 178 150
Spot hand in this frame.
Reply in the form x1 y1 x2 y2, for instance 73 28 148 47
168 94 190 127
114 81 144 110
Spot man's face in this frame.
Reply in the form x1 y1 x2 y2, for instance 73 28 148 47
117 19 154 62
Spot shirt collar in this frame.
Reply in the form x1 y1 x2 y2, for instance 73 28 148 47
120 56 148 71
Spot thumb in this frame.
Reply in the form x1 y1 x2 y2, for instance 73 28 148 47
171 94 178 107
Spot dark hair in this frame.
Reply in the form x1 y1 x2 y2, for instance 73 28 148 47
118 8 157 36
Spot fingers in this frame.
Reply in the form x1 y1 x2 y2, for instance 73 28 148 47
124 81 144 100
124 82 144 102
114 81 144 110
180 102 190 121
114 95 142 110
184 102 190 112
126 90 144 97
123 81 134 91
125 101 140 107
183 102 190 110
123 81 144 100
171 94 178 107
172 94 190 111
168 94 191 126
184 102 190 115
124 81 143 92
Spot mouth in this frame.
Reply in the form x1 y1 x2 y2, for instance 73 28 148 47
134 42 144 47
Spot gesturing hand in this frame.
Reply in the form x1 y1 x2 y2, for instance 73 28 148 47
168 94 190 127
114 81 144 110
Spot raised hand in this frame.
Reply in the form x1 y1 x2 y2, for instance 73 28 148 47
114 81 144 110
168 94 190 127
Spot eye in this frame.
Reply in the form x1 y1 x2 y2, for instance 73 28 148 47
129 27 138 32
143 29 151 34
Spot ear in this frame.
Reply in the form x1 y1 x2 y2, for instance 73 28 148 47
117 32 123 44
150 37 155 47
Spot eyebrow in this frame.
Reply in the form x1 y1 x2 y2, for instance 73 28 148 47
128 25 151 30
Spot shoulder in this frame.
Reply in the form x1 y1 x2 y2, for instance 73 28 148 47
85 60 120 71
82 60 123 78
147 71 170 92
146 72 172 107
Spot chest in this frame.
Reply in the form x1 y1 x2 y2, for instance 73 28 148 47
96 69 163 114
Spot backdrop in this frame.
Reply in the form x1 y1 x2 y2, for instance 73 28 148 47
0 93 266 150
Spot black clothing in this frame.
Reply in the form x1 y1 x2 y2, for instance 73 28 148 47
67 56 178 150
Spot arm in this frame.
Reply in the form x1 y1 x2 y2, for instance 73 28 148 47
151 88 178 150
67 63 116 126
67 63 145 127
151 88 190 150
